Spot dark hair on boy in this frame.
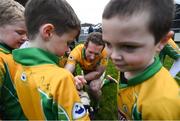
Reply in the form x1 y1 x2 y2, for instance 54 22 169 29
25 0 81 40
14 0 28 6
103 0 175 44
85 32 105 50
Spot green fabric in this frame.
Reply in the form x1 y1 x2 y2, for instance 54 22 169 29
39 89 69 120
132 103 141 120
13 48 60 66
0 43 27 119
82 47 86 59
1 63 27 120
159 44 180 63
0 43 12 54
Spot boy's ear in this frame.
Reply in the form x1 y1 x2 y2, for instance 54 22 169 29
40 24 55 40
156 31 174 52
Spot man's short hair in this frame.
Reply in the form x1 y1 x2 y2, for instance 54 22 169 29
85 32 105 49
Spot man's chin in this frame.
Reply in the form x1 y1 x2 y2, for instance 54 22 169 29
87 59 94 62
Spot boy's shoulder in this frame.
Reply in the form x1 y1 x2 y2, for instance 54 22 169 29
40 65 74 82
0 46 14 66
140 66 178 93
53 66 73 77
35 66 75 92
0 44 12 54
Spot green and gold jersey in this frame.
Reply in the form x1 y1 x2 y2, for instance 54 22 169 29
59 53 69 68
118 57 180 120
0 43 27 119
159 38 180 63
13 48 90 120
66 44 108 72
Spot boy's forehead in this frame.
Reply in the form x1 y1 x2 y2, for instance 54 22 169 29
102 13 150 41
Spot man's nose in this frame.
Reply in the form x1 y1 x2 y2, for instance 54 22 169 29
90 54 95 60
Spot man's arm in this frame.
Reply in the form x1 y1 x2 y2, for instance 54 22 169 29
64 63 76 73
65 63 87 90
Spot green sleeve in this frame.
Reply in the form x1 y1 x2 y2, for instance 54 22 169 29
159 44 180 63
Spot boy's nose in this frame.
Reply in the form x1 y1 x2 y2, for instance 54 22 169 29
111 49 122 60
22 35 28 41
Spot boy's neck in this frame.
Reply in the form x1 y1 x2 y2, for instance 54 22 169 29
124 58 155 80
28 36 45 49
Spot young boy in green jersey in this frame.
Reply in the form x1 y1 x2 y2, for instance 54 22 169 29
102 0 180 120
12 0 89 120
0 0 27 119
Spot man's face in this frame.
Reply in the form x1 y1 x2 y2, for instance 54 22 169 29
85 41 104 62
102 12 161 76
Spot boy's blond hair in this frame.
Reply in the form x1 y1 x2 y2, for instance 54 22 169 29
0 0 24 26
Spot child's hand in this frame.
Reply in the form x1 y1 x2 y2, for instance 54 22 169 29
74 75 87 90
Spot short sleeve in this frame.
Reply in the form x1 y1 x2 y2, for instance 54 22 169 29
99 49 108 67
66 45 82 65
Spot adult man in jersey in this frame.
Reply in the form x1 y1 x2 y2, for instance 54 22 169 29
65 32 108 111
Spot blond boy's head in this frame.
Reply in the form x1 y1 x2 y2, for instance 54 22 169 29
0 0 24 26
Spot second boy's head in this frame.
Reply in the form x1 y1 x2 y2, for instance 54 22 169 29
25 0 80 56
0 0 27 49
102 0 174 74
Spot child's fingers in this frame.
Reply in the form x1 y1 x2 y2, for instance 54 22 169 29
74 76 87 89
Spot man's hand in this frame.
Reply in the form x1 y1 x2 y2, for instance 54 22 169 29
74 75 87 90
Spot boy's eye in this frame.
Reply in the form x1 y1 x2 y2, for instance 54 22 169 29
16 30 26 35
122 45 137 52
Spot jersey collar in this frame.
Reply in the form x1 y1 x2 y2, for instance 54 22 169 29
120 56 162 88
0 43 13 54
13 48 60 66
82 47 87 60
